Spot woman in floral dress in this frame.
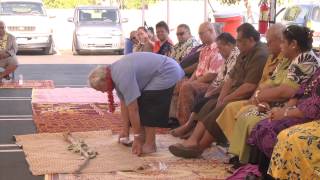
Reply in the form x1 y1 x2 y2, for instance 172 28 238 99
268 120 320 179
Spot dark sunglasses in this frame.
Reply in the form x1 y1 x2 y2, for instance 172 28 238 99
130 37 137 41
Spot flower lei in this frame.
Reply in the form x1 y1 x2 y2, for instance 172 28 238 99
105 67 115 113
0 33 8 51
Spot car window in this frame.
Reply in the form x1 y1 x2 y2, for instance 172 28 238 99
0 2 45 16
312 7 320 22
78 9 119 23
283 6 309 21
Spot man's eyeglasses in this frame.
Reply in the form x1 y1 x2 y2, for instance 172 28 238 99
176 32 185 36
130 37 137 41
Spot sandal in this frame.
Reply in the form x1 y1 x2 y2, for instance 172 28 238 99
168 143 203 158
119 137 133 147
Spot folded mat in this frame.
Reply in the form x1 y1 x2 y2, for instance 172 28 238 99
15 130 145 175
0 80 54 89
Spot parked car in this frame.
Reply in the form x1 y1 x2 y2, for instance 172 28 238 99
0 0 55 54
69 6 127 55
280 3 320 49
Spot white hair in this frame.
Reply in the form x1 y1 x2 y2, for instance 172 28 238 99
268 23 286 39
88 65 107 90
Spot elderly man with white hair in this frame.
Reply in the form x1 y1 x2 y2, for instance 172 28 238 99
88 52 184 156
0 20 18 81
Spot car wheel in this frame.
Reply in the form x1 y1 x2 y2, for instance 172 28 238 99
72 38 80 55
43 37 55 55
117 49 124 55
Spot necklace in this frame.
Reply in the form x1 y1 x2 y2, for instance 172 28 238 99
105 67 115 113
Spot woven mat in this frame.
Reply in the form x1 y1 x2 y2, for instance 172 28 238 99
32 103 169 134
32 88 119 103
15 130 145 175
0 80 54 89
45 134 231 180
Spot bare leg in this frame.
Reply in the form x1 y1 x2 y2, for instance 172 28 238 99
182 121 206 147
170 112 197 137
142 126 156 154
198 131 215 151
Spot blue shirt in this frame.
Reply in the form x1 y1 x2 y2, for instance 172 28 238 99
110 52 184 105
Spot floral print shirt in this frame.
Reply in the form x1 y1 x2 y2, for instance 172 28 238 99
170 37 200 63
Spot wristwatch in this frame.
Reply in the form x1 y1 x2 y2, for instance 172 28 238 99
254 90 261 104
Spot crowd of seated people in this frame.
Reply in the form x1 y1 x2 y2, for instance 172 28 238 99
125 20 320 179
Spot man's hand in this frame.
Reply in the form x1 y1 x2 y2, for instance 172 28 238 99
204 85 219 98
0 51 9 60
257 102 270 113
132 135 143 156
216 94 226 107
268 107 284 121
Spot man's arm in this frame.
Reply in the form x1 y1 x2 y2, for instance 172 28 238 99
120 100 130 134
195 72 217 83
223 82 257 103
258 85 298 103
6 35 18 57
183 63 198 75
219 78 233 100
127 99 142 134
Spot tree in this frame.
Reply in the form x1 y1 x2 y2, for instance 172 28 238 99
43 0 97 8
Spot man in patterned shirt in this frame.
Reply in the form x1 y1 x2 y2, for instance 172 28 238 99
170 24 200 62
169 22 224 125
0 20 18 81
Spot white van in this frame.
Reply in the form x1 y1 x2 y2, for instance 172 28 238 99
0 0 54 54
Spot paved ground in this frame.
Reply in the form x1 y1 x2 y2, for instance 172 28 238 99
0 53 119 180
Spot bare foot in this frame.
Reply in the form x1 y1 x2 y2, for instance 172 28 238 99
118 129 129 143
142 143 157 154
182 139 198 148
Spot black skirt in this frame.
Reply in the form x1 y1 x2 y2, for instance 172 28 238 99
137 86 174 128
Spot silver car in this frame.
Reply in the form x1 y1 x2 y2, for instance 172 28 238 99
280 3 320 49
69 6 126 55
0 0 55 54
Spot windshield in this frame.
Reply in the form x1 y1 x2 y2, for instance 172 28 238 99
0 2 45 16
283 6 309 22
312 7 320 22
78 9 119 23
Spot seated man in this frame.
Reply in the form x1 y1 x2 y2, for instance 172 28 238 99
170 24 200 62
171 32 239 135
0 20 18 81
169 22 224 125
216 24 287 164
169 23 268 158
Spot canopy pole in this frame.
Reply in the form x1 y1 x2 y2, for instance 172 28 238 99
142 0 145 26
167 0 170 27
204 0 208 21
